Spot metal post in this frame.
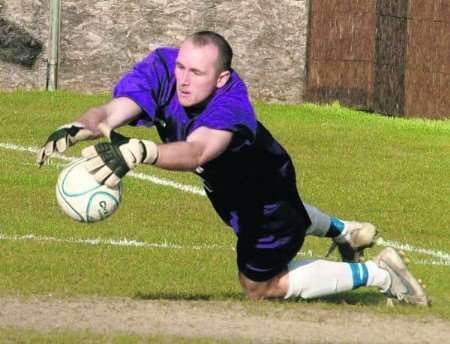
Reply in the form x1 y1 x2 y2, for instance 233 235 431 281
47 0 61 91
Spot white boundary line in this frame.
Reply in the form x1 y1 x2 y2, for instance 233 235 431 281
2 141 449 267
0 233 231 251
1 142 205 196
376 238 450 266
0 233 319 258
0 232 448 266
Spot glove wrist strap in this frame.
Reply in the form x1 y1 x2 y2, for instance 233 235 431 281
140 140 159 165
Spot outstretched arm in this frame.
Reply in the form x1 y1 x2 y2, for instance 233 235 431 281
155 126 233 170
36 97 143 166
76 97 143 138
81 125 233 187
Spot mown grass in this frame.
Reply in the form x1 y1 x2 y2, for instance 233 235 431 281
0 90 449 332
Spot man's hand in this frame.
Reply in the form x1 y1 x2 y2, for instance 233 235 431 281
36 122 93 167
81 123 158 187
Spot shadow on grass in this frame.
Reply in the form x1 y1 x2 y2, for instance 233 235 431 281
303 291 386 306
134 291 246 301
134 290 385 306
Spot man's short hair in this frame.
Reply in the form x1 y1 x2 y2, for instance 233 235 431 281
187 31 233 72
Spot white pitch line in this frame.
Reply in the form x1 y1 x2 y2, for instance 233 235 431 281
129 171 205 196
0 142 62 157
0 233 231 251
0 142 205 196
416 259 450 266
2 141 450 267
0 233 319 257
376 237 450 264
0 232 448 266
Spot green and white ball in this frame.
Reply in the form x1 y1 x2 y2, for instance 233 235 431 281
56 158 122 222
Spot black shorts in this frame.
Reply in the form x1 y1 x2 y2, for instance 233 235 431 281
236 201 308 282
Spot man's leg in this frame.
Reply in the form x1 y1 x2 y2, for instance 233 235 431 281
239 271 289 300
304 203 377 262
239 247 428 306
240 259 389 300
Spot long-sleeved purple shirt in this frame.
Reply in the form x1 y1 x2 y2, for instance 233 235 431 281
113 47 311 248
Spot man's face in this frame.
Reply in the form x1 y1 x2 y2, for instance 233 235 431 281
175 40 227 107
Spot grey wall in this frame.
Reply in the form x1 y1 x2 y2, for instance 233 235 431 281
0 0 48 90
0 0 309 103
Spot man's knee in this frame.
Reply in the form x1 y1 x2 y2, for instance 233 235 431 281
239 274 269 300
239 272 286 300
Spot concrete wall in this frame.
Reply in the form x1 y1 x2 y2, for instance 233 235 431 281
0 0 309 103
0 0 48 90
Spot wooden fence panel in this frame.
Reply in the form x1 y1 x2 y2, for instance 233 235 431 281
306 0 450 119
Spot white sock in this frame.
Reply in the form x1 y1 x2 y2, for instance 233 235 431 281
365 261 391 292
285 259 356 299
285 259 389 299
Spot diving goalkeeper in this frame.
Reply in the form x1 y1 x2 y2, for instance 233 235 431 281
37 31 428 305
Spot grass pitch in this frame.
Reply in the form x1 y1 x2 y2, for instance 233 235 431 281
0 91 449 334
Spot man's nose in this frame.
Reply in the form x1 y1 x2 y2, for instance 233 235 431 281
180 71 190 85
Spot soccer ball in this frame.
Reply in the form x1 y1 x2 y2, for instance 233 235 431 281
55 158 122 222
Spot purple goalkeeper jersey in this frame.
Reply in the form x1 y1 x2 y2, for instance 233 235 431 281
113 47 311 250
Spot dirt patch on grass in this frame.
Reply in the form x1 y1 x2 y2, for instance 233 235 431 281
0 296 448 343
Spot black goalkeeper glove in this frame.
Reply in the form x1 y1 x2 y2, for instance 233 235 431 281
81 123 158 187
36 122 94 167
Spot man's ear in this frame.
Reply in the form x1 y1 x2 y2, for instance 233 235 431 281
216 70 231 88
